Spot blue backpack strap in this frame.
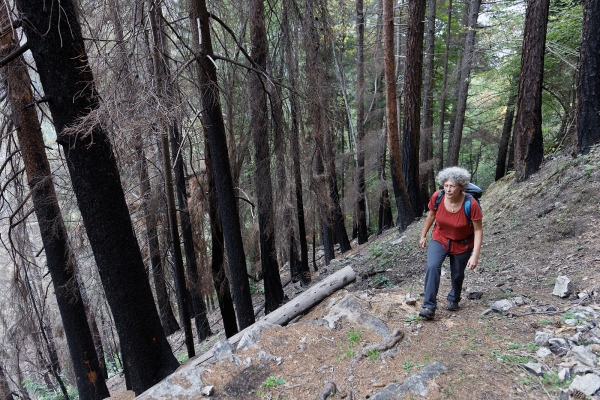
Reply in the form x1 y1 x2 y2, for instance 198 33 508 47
433 189 445 211
464 193 473 226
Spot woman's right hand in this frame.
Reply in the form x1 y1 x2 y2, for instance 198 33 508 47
419 237 427 248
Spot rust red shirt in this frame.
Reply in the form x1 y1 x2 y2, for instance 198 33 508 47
428 190 483 254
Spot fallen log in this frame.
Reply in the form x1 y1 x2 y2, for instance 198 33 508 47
189 265 357 366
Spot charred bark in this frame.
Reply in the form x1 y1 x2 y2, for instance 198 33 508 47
0 11 110 399
514 0 550 182
383 0 413 232
577 0 600 154
188 0 255 329
495 91 517 181
402 0 426 216
355 0 369 245
14 0 179 393
446 0 481 167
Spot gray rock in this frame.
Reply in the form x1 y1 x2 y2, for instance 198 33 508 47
549 338 570 356
573 364 594 375
536 347 552 359
136 363 206 399
535 331 554 346
371 362 447 399
590 327 600 337
563 318 578 326
490 299 513 312
323 294 390 336
569 373 600 395
212 340 235 361
201 386 214 396
572 346 597 368
513 297 525 306
523 362 546 376
553 276 575 298
237 322 278 350
571 332 583 344
558 368 571 381
229 354 242 366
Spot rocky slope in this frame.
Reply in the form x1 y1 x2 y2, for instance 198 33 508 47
114 147 600 399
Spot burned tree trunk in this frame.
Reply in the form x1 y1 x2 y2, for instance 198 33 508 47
0 10 110 399
187 0 255 329
514 0 550 182
248 0 285 314
14 0 179 393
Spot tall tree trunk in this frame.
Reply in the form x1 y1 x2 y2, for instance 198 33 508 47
383 0 413 231
147 2 195 357
495 91 517 181
14 0 180 393
0 12 110 400
248 0 285 314
282 0 310 282
171 128 211 341
402 0 426 216
355 0 369 244
514 0 550 182
446 0 481 167
420 0 436 208
437 0 453 171
577 0 600 154
109 0 180 338
135 132 180 336
204 132 239 338
188 0 255 329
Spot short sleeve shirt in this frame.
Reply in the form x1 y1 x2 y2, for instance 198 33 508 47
428 190 483 254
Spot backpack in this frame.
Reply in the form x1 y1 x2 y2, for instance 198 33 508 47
433 182 483 226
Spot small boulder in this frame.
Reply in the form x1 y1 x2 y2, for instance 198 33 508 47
523 362 546 376
237 322 278 350
558 368 571 381
569 373 600 396
535 331 554 347
490 299 513 312
572 346 597 368
537 347 552 359
553 276 575 298
213 340 235 361
549 338 570 356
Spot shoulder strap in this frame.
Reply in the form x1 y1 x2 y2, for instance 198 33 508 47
464 193 473 226
433 190 445 211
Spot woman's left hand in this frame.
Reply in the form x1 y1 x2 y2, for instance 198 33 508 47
466 256 478 270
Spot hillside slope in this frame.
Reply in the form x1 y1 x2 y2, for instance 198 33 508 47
122 147 600 399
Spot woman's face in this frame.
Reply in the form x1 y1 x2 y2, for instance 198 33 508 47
443 180 463 200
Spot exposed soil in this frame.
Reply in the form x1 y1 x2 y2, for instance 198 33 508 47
112 148 600 399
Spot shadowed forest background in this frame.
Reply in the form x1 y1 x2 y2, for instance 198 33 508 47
0 0 598 398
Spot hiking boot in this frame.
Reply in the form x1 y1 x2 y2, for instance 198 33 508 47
446 301 459 311
419 307 435 320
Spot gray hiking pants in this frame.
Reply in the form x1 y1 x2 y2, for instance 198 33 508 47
422 239 472 310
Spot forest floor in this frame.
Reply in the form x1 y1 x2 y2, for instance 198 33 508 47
111 146 600 399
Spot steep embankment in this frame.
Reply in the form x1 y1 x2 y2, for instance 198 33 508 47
120 148 600 399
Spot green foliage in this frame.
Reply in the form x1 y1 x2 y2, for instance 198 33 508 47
23 378 79 400
262 376 286 388
542 372 572 389
367 349 381 361
369 243 384 258
405 314 422 322
347 328 362 344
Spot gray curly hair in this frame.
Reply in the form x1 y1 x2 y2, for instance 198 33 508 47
437 166 471 189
